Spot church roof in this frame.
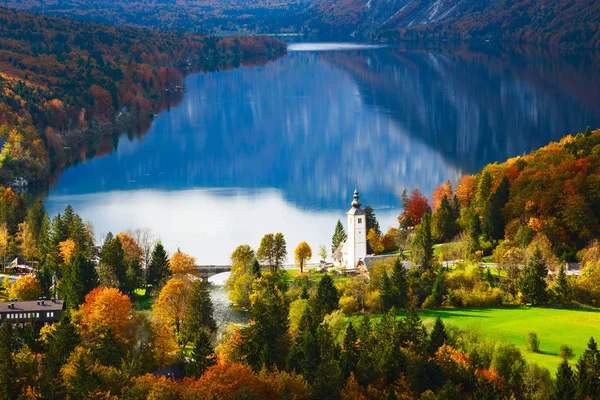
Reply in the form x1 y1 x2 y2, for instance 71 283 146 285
347 187 365 215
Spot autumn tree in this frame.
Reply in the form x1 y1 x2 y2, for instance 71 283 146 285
399 188 431 229
455 175 475 208
17 222 37 265
58 239 76 264
367 228 384 254
225 244 256 308
294 242 312 273
147 241 169 291
431 181 453 211
78 287 134 345
154 278 189 346
0 223 8 271
257 233 287 272
332 220 346 253
9 275 41 301
169 250 196 276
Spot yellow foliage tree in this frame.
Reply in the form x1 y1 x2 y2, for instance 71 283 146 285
153 278 189 344
294 242 312 273
16 222 37 265
9 275 41 301
0 222 8 269
169 251 196 276
367 229 384 254
59 239 77 264
78 287 134 344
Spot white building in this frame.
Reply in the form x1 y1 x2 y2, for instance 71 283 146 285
332 188 367 271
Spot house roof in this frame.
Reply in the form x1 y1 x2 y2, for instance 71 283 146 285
0 300 65 313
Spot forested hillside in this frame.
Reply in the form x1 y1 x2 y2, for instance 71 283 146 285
0 7 286 186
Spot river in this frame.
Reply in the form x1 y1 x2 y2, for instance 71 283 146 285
44 42 600 264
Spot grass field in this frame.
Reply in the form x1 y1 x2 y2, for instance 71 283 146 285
414 307 600 372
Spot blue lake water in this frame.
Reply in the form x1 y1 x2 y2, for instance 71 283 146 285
45 43 600 264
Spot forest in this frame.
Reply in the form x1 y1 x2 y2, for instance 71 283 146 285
0 130 599 399
0 7 286 186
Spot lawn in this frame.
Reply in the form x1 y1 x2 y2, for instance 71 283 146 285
414 307 600 372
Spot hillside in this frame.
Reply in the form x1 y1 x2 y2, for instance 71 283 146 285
0 7 286 186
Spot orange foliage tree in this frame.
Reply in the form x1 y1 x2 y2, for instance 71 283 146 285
398 189 431 229
431 181 453 211
169 251 197 276
153 278 189 344
59 239 77 264
78 287 134 344
455 175 475 208
117 232 143 264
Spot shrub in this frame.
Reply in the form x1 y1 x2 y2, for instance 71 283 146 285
364 289 381 313
422 295 437 309
527 332 540 353
558 344 574 360
338 295 358 316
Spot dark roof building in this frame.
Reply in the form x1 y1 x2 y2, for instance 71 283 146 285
0 137 6 149
0 299 65 326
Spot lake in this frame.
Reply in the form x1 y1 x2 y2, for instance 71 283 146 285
45 43 600 264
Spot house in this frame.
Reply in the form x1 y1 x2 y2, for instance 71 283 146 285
0 299 66 327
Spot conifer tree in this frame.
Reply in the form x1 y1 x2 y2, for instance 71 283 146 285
390 258 408 309
556 264 569 302
364 205 381 236
314 274 339 317
432 195 458 242
67 351 99 398
186 330 216 378
40 316 80 398
428 317 447 355
381 270 394 312
431 273 444 307
252 259 262 277
61 254 98 308
484 176 510 240
341 322 358 379
332 220 346 253
575 337 600 399
411 213 434 273
98 233 127 289
183 280 217 342
146 241 169 291
552 359 576 400
518 246 548 305
0 321 18 400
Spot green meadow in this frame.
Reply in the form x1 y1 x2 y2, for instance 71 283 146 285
415 307 600 372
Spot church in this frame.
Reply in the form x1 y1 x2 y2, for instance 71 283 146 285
332 188 368 271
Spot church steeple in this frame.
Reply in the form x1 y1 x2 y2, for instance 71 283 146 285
351 186 362 209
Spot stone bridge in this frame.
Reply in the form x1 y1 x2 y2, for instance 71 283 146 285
194 265 231 280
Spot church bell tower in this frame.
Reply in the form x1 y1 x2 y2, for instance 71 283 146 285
346 187 367 269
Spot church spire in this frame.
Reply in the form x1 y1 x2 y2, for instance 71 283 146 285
351 186 362 208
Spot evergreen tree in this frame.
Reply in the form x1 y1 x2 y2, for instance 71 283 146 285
0 322 18 400
252 259 262 277
467 211 482 254
61 254 98 309
332 219 346 253
312 325 342 399
556 264 569 302
476 171 493 211
390 258 408 309
340 322 358 379
381 270 394 312
428 317 447 355
432 195 458 242
300 285 309 300
67 351 99 398
364 205 381 236
40 316 80 398
91 327 126 367
484 176 510 240
575 337 600 399
314 274 339 317
26 198 46 243
411 213 434 273
186 330 216 377
183 280 217 343
518 246 548 305
431 272 444 307
98 233 127 288
146 241 169 290
37 213 51 262
552 359 576 400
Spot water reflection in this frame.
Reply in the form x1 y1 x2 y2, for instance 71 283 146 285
45 44 600 263
208 272 248 334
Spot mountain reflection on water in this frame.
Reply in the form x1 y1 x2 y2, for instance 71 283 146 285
45 43 600 263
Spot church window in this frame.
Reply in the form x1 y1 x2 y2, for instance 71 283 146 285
358 218 362 224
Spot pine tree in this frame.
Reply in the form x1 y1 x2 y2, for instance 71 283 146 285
183 280 217 343
381 271 394 311
314 274 339 317
431 273 444 307
411 213 434 273
552 359 576 400
476 171 493 211
428 317 447 355
67 351 99 398
484 176 510 240
432 195 458 242
186 330 216 377
98 233 127 289
300 286 309 300
332 219 346 253
26 198 46 243
556 264 569 303
341 322 358 378
518 246 548 305
61 254 99 309
390 258 408 309
146 241 169 291
40 316 80 398
364 205 381 236
0 322 18 399
575 337 600 399
252 259 261 277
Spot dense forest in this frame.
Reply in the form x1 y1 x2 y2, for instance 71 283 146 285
0 7 286 186
1 126 600 398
